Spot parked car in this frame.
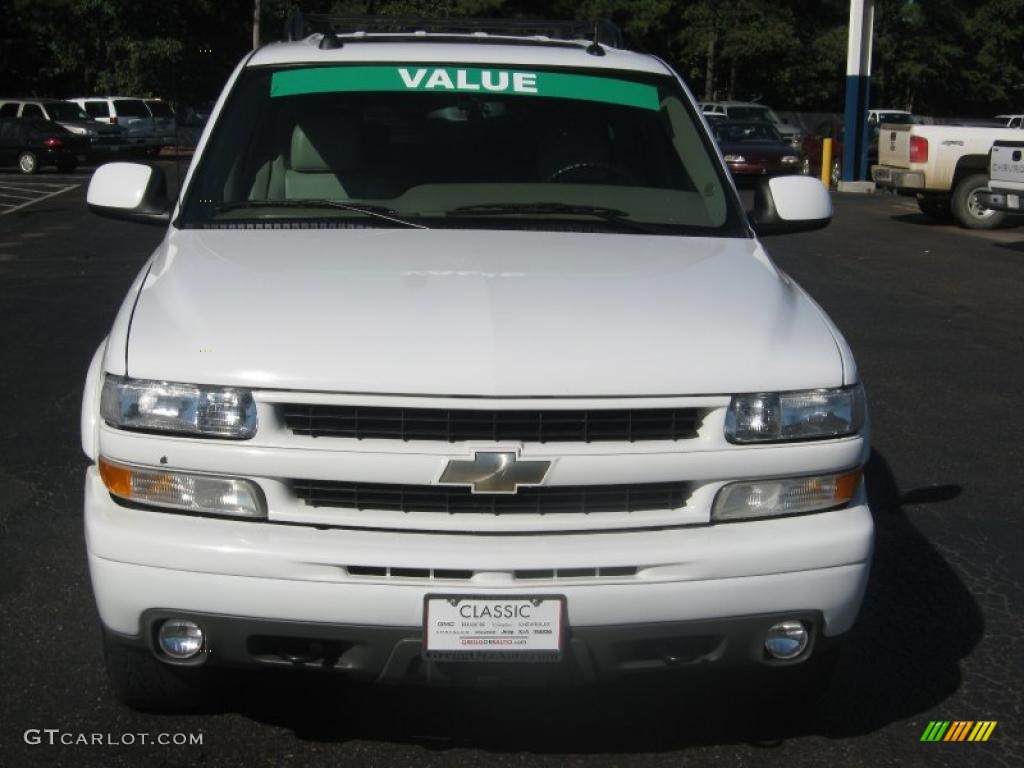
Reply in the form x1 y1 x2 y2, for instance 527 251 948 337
68 96 162 155
700 101 802 149
712 120 807 180
873 121 1023 228
0 117 88 173
0 98 124 158
994 114 1023 129
83 18 871 711
144 99 177 155
978 140 1024 214
803 113 914 187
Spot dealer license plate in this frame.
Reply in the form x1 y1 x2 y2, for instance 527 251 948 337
423 595 565 661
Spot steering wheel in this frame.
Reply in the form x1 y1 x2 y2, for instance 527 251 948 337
546 162 636 184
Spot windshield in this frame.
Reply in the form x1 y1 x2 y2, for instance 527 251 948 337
45 102 90 121
179 64 744 236
114 99 150 117
876 112 913 125
146 100 174 117
726 106 780 125
713 122 783 143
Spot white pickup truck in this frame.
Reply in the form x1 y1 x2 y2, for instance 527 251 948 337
978 140 1024 214
872 123 1023 229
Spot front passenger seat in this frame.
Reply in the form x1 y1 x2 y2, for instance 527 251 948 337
284 114 396 200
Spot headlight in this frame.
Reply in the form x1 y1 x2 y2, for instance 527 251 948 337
725 384 865 443
723 154 746 163
99 457 266 518
781 155 801 164
712 469 862 522
100 375 257 438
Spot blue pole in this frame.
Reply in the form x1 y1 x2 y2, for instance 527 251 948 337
842 0 874 182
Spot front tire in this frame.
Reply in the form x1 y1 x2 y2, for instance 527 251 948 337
102 632 213 712
17 151 38 174
916 195 954 222
830 158 841 188
952 173 1005 230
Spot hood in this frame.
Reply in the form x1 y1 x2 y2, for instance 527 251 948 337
124 228 842 396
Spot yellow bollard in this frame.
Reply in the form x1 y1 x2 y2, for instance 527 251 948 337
821 138 833 188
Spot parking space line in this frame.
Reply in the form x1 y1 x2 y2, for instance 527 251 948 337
0 184 79 215
0 183 64 194
0 191 38 201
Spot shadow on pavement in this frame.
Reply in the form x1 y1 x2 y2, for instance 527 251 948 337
209 450 980 753
889 212 1021 230
994 240 1024 253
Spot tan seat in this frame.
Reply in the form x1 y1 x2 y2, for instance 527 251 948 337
283 114 397 200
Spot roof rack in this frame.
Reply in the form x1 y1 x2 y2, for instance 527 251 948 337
283 13 625 51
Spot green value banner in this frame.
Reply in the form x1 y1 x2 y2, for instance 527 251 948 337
270 66 660 111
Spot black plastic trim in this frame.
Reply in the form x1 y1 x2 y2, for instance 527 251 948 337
104 608 841 684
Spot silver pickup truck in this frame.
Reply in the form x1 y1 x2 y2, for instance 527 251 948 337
978 140 1024 214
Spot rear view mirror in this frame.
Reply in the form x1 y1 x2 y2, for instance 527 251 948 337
749 176 832 236
87 162 170 225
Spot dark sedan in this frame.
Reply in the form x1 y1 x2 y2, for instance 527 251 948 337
0 117 88 173
711 121 807 181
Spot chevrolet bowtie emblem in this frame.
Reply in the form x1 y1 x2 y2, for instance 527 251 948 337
439 452 550 494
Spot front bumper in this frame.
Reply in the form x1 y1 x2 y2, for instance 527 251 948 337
85 467 873 682
871 165 925 190
976 189 1022 213
105 608 842 685
727 163 802 179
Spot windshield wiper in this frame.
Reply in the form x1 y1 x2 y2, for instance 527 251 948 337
445 202 663 234
212 199 427 229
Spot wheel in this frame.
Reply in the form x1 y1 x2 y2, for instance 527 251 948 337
951 173 1005 230
102 632 213 712
56 159 77 174
17 151 38 174
829 158 841 188
916 195 954 222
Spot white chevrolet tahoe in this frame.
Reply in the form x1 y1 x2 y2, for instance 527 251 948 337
81 17 872 710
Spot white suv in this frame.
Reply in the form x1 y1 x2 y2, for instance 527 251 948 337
83 17 872 710
69 96 163 154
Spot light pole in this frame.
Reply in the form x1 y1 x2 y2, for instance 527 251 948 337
253 0 261 50
842 0 874 184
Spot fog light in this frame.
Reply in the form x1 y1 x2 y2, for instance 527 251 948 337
764 621 809 660
157 620 204 659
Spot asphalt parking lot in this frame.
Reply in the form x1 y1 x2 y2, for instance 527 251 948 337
0 165 1021 768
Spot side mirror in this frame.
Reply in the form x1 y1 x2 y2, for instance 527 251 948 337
749 176 831 236
87 162 170 225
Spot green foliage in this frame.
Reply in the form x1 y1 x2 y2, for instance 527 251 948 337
0 0 1020 115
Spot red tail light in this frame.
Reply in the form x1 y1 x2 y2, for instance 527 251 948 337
44 137 63 148
909 135 928 164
